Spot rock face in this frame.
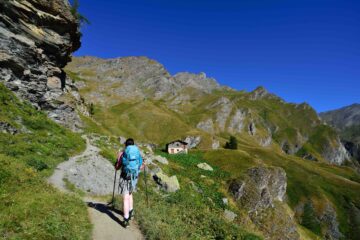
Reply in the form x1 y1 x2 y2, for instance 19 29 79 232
229 167 287 211
229 166 299 240
295 200 343 240
0 0 83 131
320 104 360 163
228 109 246 133
322 138 350 165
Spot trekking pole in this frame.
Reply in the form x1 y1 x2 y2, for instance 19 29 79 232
144 165 149 207
109 169 117 207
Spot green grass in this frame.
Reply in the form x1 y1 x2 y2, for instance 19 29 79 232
202 145 360 239
0 84 91 239
113 151 262 240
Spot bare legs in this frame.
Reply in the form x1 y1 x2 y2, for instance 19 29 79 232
123 193 133 219
129 193 133 211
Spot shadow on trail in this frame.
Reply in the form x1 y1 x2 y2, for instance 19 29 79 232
87 202 127 228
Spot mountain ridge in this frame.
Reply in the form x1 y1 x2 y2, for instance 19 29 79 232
65 55 351 166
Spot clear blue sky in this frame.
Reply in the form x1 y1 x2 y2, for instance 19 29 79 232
73 0 359 112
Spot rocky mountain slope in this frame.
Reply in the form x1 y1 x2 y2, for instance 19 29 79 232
66 56 349 165
320 104 360 162
0 0 88 131
320 104 360 130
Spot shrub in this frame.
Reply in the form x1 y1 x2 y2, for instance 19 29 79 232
27 158 49 171
225 136 238 149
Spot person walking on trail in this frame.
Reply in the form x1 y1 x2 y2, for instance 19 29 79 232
115 138 143 228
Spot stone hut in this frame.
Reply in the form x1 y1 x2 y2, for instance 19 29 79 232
166 140 188 154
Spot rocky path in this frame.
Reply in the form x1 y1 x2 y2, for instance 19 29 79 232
48 136 144 240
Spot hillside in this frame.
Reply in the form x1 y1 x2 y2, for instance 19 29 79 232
0 83 91 239
63 56 360 239
66 56 350 165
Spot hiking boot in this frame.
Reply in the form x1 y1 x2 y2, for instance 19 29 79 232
129 209 134 220
123 218 130 228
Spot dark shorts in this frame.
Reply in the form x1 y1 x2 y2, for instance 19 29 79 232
118 171 138 195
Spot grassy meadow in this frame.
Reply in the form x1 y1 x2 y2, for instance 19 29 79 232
0 84 91 239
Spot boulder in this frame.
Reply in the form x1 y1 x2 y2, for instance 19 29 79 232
197 162 214 171
197 163 214 171
153 171 180 192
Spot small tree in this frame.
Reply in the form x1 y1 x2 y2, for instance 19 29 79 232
225 136 238 150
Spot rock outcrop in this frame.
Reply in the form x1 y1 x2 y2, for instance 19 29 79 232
0 0 83 131
229 167 287 211
322 138 350 165
184 136 201 149
228 109 246 133
229 166 300 240
320 104 360 163
0 121 18 135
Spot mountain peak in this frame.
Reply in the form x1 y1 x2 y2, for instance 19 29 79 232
250 86 270 100
173 72 220 93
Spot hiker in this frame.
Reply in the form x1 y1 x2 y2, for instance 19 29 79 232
115 138 143 227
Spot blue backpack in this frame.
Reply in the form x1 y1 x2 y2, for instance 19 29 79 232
122 145 142 188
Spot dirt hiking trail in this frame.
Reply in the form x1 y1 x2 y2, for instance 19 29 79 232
48 136 144 240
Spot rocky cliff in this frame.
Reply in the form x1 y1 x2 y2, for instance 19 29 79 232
320 104 360 163
0 0 85 131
